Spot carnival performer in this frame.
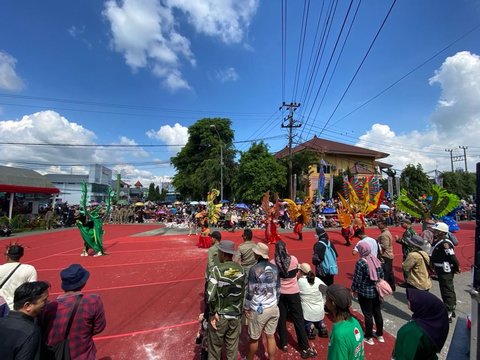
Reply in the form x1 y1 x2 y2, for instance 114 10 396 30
76 182 113 257
197 217 212 249
262 192 281 244
284 198 313 241
337 177 384 247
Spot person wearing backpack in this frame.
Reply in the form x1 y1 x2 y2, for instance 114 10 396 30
312 228 338 286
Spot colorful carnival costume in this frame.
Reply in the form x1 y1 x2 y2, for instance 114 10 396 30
283 197 313 240
337 176 384 246
196 189 222 248
396 185 459 230
261 192 281 244
77 182 113 256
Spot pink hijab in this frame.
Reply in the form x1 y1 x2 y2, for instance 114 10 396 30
356 242 382 281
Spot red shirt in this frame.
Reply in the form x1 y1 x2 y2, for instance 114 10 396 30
41 293 106 360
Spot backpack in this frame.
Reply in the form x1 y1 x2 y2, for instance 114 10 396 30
319 240 338 275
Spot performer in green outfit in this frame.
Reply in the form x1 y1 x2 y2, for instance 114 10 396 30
325 284 364 360
76 181 113 257
392 288 449 360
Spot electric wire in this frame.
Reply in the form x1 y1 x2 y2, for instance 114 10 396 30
317 0 398 136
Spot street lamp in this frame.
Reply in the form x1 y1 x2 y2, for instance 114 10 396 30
210 125 224 202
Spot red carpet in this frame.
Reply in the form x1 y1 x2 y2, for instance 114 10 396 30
5 222 475 360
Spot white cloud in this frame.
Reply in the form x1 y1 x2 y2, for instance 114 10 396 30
0 110 170 185
103 0 258 91
215 67 239 83
166 0 259 44
0 51 24 91
356 51 480 173
103 0 194 91
146 123 188 153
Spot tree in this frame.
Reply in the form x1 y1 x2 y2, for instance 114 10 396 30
279 150 320 198
232 142 287 203
147 183 156 201
400 164 431 198
171 118 236 200
442 171 476 200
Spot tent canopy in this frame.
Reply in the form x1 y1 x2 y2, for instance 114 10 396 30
0 165 59 194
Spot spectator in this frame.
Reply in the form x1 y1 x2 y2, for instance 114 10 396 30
312 227 338 286
402 235 432 291
396 218 417 288
41 264 106 360
353 229 379 259
297 263 328 339
0 281 50 360
206 240 246 360
243 243 280 360
351 242 384 346
233 228 257 276
273 240 316 358
376 220 395 291
392 288 449 359
0 244 37 309
325 284 364 360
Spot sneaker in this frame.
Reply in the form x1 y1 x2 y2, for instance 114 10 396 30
80 250 88 256
373 333 385 343
364 338 375 346
93 251 103 257
300 348 316 358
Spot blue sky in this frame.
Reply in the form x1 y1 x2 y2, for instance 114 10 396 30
1 0 480 185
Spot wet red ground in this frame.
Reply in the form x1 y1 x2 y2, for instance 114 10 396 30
6 222 475 360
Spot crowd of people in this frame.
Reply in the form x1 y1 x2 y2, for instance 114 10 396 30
200 216 460 360
0 244 105 360
0 207 464 359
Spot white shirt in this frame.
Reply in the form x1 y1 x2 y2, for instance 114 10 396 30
298 276 325 322
0 262 37 309
354 236 379 258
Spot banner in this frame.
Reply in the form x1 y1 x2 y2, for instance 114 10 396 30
329 173 334 199
395 176 401 197
387 177 393 196
317 162 325 199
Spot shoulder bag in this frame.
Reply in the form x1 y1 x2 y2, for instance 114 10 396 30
44 295 83 360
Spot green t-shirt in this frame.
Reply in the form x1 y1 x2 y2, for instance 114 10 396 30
327 317 364 360
393 321 438 360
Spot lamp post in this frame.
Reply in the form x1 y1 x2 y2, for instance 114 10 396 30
210 125 224 202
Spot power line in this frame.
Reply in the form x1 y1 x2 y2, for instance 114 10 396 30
325 21 480 129
318 0 397 136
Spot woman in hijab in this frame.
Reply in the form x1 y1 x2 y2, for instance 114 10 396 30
272 241 316 358
351 242 384 346
392 288 449 360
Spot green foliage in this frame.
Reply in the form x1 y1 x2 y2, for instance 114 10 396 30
400 164 431 197
325 175 345 199
171 118 236 200
10 214 29 231
0 216 10 226
232 142 287 203
441 171 476 200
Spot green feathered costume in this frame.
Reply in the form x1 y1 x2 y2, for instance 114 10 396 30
76 181 113 256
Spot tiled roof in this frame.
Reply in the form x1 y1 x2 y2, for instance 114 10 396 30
274 135 389 159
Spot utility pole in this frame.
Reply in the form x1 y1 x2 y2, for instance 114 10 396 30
280 102 301 199
459 146 468 172
445 149 454 172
